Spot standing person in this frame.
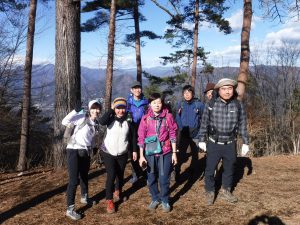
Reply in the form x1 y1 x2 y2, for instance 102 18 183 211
203 82 215 101
138 93 178 213
62 99 102 221
198 78 250 205
174 85 205 181
126 81 148 183
99 97 137 213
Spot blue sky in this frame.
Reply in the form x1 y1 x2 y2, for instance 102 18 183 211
29 0 300 69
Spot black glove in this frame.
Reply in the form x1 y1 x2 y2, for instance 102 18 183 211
74 100 82 113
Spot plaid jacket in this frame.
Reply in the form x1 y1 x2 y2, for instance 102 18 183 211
198 97 249 144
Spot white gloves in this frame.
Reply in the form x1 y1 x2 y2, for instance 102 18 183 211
198 142 207 152
241 144 249 156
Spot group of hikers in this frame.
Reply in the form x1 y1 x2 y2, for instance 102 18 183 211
62 78 250 220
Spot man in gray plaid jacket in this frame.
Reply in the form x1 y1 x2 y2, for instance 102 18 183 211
198 78 249 205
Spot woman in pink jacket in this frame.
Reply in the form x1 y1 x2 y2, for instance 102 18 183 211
138 93 178 213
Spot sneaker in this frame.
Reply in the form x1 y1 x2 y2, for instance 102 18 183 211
113 190 120 201
205 191 215 206
218 188 238 203
66 205 82 220
106 200 115 213
161 202 171 213
129 175 138 184
80 193 90 205
147 200 160 211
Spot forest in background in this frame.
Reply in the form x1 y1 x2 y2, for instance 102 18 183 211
0 0 299 171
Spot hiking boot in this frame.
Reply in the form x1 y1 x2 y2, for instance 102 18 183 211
66 205 82 220
113 190 120 202
205 191 215 206
80 193 91 205
147 200 160 211
106 200 115 213
219 188 238 203
161 202 171 213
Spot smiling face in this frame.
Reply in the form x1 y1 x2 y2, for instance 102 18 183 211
150 98 163 114
206 90 214 100
131 86 142 99
218 85 234 101
183 90 193 101
114 105 126 118
89 105 101 120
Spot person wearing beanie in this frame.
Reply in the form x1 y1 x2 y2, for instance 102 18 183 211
126 81 148 184
99 97 137 213
62 99 102 220
198 78 249 205
203 82 215 101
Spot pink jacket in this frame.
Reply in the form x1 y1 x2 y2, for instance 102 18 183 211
138 107 178 154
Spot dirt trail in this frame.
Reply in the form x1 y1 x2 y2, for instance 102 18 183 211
1 154 300 225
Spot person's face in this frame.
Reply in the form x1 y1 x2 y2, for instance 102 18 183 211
206 90 214 100
218 85 234 100
150 98 163 114
115 106 126 118
131 86 142 98
183 90 193 101
89 107 101 120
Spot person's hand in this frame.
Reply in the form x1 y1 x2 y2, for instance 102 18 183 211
139 156 147 167
198 142 207 152
241 144 249 156
74 100 83 113
132 152 137 161
172 153 177 165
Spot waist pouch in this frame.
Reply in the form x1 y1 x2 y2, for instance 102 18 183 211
145 135 162 156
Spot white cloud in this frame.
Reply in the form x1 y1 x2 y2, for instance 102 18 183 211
227 10 260 32
208 45 241 67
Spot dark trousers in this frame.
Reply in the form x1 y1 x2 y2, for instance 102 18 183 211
205 140 236 192
145 152 172 203
101 151 128 200
176 135 199 174
66 148 91 207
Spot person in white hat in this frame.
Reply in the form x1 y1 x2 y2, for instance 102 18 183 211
62 99 102 220
198 78 249 205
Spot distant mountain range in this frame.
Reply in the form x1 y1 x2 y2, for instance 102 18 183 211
28 64 242 114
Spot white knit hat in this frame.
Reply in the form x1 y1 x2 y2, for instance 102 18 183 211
214 78 237 89
88 99 102 110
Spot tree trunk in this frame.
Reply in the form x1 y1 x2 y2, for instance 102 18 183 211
134 0 142 84
17 0 37 172
54 0 81 168
104 0 116 110
191 0 199 88
237 0 252 100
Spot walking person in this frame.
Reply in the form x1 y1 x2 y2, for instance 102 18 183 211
62 99 102 220
173 85 204 181
126 81 148 183
99 97 137 213
198 78 250 205
138 93 178 213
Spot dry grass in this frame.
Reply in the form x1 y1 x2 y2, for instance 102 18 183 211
1 154 300 225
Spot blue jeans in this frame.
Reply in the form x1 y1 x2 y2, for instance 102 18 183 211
205 140 236 192
145 152 172 203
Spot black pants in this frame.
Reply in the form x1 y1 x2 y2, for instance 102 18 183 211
205 140 236 192
101 151 128 200
66 148 91 207
175 135 199 175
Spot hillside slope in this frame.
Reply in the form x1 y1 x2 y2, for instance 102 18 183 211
1 154 300 225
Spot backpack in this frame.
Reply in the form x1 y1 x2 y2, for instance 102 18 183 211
177 98 204 117
63 115 89 145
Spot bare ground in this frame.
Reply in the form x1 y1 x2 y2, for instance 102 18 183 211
1 154 300 225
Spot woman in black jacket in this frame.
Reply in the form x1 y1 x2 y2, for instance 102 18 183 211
99 97 137 213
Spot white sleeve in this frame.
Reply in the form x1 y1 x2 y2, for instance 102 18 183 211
62 110 85 126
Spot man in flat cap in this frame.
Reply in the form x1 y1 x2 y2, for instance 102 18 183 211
198 78 249 205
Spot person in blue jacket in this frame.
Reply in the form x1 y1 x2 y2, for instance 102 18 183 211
126 81 148 183
173 85 205 181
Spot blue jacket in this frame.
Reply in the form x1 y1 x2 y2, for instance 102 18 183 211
126 94 148 125
176 98 205 138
